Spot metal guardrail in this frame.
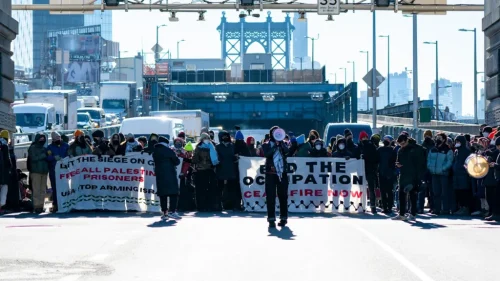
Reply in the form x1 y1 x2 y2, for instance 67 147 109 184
380 125 459 144
13 125 121 159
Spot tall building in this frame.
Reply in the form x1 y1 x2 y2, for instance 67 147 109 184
451 82 463 117
12 0 33 76
479 88 486 119
430 78 453 111
292 13 308 62
368 70 411 109
358 90 368 111
84 0 112 40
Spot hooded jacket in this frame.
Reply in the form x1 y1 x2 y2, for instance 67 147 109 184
452 135 471 190
47 139 69 169
68 135 93 157
28 133 49 174
331 139 352 158
152 141 181 196
377 142 396 179
215 131 237 180
246 137 258 157
108 134 125 156
359 139 379 176
427 140 454 176
309 140 328 157
397 139 422 188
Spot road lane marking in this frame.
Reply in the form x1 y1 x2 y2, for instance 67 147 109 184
347 222 435 281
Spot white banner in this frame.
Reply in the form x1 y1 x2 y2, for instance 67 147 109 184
238 157 367 213
55 153 181 213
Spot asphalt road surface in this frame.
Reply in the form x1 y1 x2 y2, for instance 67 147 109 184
1 211 499 281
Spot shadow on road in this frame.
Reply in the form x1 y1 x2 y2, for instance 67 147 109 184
147 220 177 228
268 226 296 240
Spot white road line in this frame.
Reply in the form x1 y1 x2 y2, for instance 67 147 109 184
348 222 435 281
88 253 109 261
114 239 128 245
59 275 81 281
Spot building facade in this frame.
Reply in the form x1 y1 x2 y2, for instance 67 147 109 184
368 70 412 109
484 1 500 125
84 0 112 40
451 82 463 117
11 0 32 76
430 78 453 111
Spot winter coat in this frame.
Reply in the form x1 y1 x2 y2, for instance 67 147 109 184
295 142 312 157
216 142 237 180
92 141 115 157
397 141 421 188
484 148 499 186
234 140 251 157
331 147 352 159
346 139 361 159
0 140 11 185
28 133 49 174
47 141 69 170
68 140 92 157
193 145 213 171
452 136 471 190
427 143 454 176
359 140 379 177
152 143 181 196
408 138 427 181
310 147 328 157
262 141 289 175
378 145 396 180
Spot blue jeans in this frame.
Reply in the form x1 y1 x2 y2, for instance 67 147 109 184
432 175 451 213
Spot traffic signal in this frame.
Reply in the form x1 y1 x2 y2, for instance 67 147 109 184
375 0 391 7
104 0 122 6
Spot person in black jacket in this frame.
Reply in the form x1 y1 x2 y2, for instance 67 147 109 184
153 136 181 221
262 126 289 228
310 140 328 157
344 129 360 159
0 130 12 214
378 137 396 213
331 138 352 159
358 131 379 213
420 131 435 213
486 138 500 221
216 131 238 211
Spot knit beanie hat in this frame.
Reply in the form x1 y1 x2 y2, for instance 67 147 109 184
495 137 500 147
200 132 210 141
74 130 84 137
51 131 61 141
344 129 352 138
0 130 9 139
424 130 433 138
359 131 369 140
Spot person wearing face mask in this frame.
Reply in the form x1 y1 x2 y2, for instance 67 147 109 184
46 131 69 212
121 133 141 154
377 135 396 214
108 133 125 156
0 130 11 214
427 133 454 215
246 136 258 157
91 130 112 157
208 130 216 143
344 129 360 159
28 133 49 213
420 130 435 213
310 140 328 157
69 130 92 157
358 131 379 213
452 135 472 215
216 131 239 211
234 130 251 157
193 133 219 212
479 124 487 137
327 137 336 156
262 126 290 228
142 133 159 155
296 132 316 157
483 126 493 139
91 130 104 148
331 138 352 159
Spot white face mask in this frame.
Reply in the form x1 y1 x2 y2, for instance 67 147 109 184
203 140 210 145
455 143 461 148
483 132 490 138
315 145 322 150
338 144 345 150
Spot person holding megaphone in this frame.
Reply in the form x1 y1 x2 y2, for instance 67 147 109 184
262 126 290 228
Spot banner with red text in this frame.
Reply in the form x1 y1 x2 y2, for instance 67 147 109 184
238 157 367 213
55 153 181 213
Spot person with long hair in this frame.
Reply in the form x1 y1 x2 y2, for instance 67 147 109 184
262 126 289 228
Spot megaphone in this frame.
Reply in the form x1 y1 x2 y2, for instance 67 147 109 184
272 128 286 142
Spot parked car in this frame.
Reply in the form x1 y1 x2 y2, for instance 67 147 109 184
105 113 119 126
77 112 94 130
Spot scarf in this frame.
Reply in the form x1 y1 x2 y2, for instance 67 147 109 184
126 140 139 153
270 141 284 181
200 142 219 166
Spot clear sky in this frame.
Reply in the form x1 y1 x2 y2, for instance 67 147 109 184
112 0 484 116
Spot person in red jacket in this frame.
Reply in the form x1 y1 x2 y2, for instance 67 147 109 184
246 136 258 157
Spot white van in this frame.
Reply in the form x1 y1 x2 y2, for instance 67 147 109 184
13 103 58 133
119 117 184 141
77 108 106 128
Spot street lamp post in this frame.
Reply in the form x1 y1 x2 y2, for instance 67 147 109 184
154 24 167 112
177 39 185 59
339 67 347 88
459 28 478 124
424 41 439 120
360 50 369 110
347 61 355 83
379 35 390 106
306 35 319 79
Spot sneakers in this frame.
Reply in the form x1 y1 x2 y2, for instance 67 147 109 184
471 210 482 216
454 207 469 216
405 214 416 221
268 221 276 228
278 219 287 227
391 215 408 221
167 212 182 220
161 212 168 221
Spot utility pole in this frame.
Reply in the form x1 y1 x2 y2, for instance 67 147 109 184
306 35 319 80
372 11 377 130
412 14 418 128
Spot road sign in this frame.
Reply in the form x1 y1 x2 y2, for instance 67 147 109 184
363 68 385 89
367 87 380 98
317 0 340 15
151 44 163 53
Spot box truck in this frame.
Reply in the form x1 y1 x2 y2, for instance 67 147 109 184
100 81 137 119
149 110 210 140
23 90 78 130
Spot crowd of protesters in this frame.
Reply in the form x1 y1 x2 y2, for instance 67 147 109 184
0 124 499 225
